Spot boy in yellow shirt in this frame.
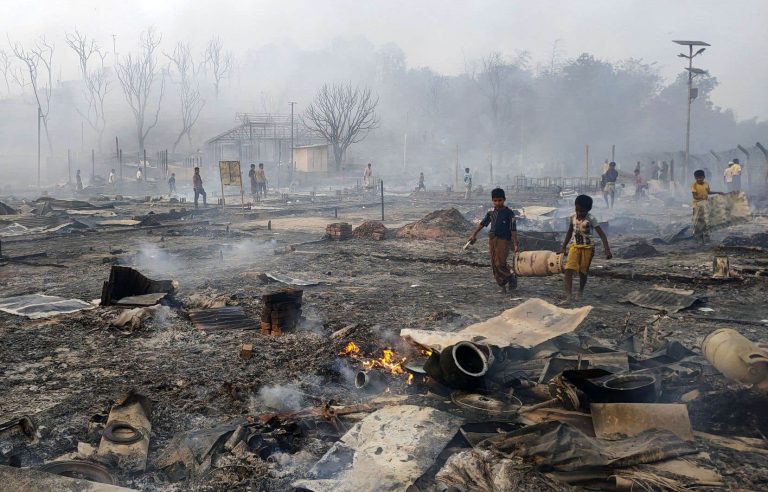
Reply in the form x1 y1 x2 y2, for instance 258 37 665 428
691 169 723 243
559 195 611 304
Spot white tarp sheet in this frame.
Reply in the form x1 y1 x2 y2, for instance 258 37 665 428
400 298 592 351
294 405 461 492
0 294 94 319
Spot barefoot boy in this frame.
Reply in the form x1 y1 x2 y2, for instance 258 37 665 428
692 169 723 243
468 188 519 292
559 195 611 303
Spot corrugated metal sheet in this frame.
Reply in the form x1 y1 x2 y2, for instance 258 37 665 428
621 288 700 313
188 306 254 331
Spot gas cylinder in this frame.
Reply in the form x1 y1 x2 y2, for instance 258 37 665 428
702 328 768 385
514 250 564 276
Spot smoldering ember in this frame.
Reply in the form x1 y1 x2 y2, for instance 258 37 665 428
2 3 768 492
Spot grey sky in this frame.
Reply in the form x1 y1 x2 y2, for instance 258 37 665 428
7 0 768 120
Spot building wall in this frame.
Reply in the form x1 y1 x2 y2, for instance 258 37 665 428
295 146 329 173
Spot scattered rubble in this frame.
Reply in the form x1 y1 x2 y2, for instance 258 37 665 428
617 239 659 258
352 220 388 240
2 189 767 491
395 208 472 239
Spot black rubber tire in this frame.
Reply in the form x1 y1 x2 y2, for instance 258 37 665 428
103 421 143 444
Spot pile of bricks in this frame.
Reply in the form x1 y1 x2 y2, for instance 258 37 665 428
260 288 303 336
325 222 353 241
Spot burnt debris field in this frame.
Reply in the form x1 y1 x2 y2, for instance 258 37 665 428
1 185 768 491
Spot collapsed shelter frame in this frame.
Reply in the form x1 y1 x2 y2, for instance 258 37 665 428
205 113 319 169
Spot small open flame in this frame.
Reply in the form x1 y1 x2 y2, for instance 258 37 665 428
362 348 406 375
339 342 411 379
339 341 361 356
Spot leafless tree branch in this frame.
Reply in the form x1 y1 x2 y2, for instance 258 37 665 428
116 27 165 154
302 83 379 170
8 35 55 153
203 37 232 98
66 29 110 152
166 42 205 152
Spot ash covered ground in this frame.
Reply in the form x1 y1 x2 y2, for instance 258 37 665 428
2 187 768 491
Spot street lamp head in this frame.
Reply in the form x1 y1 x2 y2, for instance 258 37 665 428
685 67 708 75
677 53 688 58
694 48 706 56
672 40 711 47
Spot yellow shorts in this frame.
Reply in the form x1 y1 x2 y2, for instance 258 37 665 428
565 244 594 274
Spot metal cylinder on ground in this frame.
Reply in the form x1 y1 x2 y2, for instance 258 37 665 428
354 370 386 392
514 250 564 277
702 328 768 385
439 341 494 390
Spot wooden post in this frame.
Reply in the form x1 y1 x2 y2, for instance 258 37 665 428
670 158 675 183
585 145 590 181
454 145 459 191
489 151 494 186
380 180 384 221
220 162 226 208
91 149 95 180
611 144 615 162
67 149 72 183
143 148 147 179
118 149 123 182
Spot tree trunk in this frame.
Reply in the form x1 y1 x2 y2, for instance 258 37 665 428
333 144 343 172
138 130 145 158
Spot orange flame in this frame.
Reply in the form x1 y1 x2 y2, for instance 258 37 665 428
339 342 361 356
362 348 406 375
407 373 414 385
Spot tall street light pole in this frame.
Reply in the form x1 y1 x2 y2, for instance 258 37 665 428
673 40 710 180
37 106 44 189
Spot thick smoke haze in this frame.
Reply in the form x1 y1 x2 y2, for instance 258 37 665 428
1 0 767 187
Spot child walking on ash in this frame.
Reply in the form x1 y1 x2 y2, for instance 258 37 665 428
559 195 611 303
468 188 519 293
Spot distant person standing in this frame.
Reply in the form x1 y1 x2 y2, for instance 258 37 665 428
601 161 619 208
463 167 472 199
76 170 83 191
724 159 742 192
136 168 143 182
168 173 176 193
363 163 373 188
634 169 647 200
193 167 207 208
417 172 426 191
660 161 669 182
108 169 117 190
248 163 258 197
255 163 267 197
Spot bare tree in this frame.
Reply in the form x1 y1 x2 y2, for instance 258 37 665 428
8 36 55 153
203 37 232 98
165 42 205 152
66 30 110 152
303 83 379 171
0 50 11 96
116 28 165 154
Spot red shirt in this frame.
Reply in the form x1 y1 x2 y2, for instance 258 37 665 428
193 174 203 190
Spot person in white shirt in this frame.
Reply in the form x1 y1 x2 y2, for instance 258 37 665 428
108 169 117 190
463 167 472 199
136 168 143 182
723 159 743 192
363 163 373 188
